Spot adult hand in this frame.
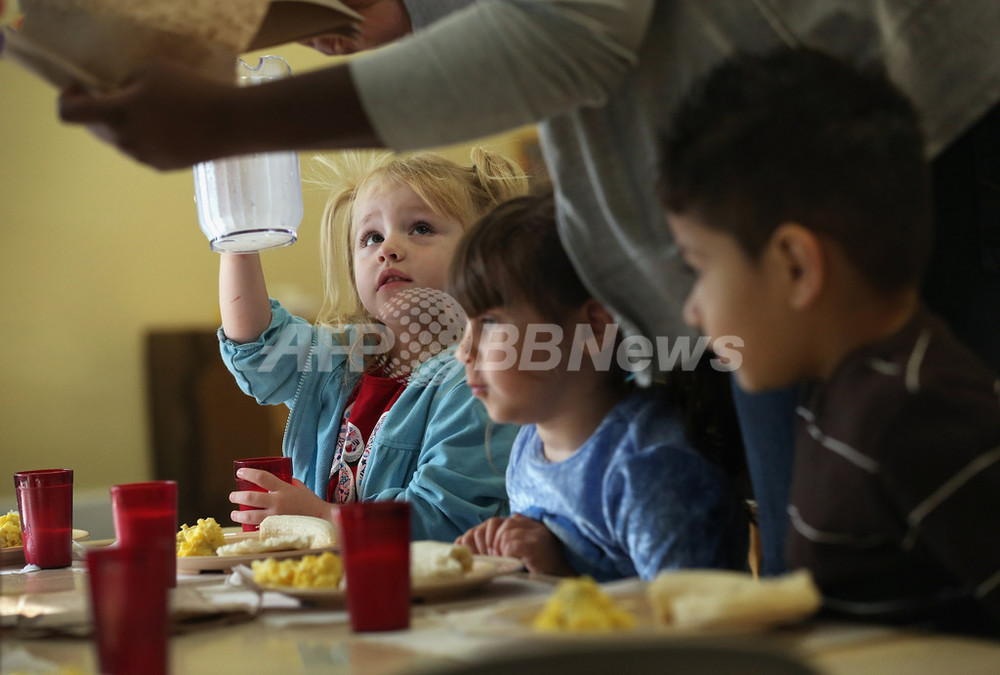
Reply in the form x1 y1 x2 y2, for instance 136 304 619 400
492 514 576 577
300 0 411 55
58 62 239 170
229 468 335 527
455 516 508 555
59 60 377 169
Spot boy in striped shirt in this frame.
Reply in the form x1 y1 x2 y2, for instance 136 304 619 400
660 47 1000 635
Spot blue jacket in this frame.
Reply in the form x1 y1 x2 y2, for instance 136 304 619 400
219 299 514 541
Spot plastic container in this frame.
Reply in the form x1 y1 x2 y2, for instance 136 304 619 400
15 469 74 568
193 55 303 252
233 456 293 532
338 501 412 632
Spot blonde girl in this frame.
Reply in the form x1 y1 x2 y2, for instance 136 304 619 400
221 148 528 541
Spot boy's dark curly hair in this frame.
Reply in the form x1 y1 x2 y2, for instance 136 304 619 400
660 47 931 294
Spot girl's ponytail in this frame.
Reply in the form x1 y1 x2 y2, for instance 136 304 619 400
469 146 530 213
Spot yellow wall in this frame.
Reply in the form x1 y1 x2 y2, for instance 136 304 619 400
0 37 533 509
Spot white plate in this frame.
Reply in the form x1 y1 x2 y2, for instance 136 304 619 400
177 532 339 574
460 587 666 641
234 555 524 606
451 580 813 642
0 529 90 566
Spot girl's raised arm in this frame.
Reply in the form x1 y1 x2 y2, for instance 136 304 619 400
219 253 273 343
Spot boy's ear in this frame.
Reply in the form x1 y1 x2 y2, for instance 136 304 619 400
581 299 618 350
769 222 825 310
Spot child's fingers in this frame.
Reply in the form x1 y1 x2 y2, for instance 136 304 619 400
230 509 265 527
455 527 485 554
477 526 499 555
229 489 272 509
235 468 287 491
496 515 542 541
493 520 532 556
479 517 511 555
495 535 532 564
455 518 505 556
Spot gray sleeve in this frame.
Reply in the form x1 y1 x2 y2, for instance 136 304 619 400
350 0 656 150
401 0 477 29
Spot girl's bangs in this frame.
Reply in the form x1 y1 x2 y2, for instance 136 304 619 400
448 235 519 318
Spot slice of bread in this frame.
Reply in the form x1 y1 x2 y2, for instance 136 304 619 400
647 568 821 629
258 515 338 548
216 535 310 556
411 541 474 581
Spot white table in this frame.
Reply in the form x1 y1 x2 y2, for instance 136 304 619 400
4 560 1000 674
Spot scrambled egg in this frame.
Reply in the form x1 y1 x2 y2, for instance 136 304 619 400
251 552 344 588
0 511 22 548
533 577 637 632
176 517 226 557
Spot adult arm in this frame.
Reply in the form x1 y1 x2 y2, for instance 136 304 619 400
353 0 656 150
58 0 654 168
58 63 379 170
402 0 476 28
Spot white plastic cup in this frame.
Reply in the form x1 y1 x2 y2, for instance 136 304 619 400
193 56 304 253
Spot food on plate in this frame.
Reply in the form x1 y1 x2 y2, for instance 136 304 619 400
251 552 344 588
176 517 226 557
259 514 338 548
532 577 637 632
216 535 310 557
647 568 822 628
0 511 22 548
177 514 339 558
411 541 473 581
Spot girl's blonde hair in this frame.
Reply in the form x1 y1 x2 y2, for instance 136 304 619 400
311 148 530 329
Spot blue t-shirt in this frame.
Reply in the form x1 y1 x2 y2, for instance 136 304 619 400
508 388 748 581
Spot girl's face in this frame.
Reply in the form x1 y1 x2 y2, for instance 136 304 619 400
457 301 573 426
351 182 466 322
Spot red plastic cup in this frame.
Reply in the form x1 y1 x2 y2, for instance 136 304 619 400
337 501 411 632
111 481 178 587
14 469 74 568
86 545 169 675
234 456 293 532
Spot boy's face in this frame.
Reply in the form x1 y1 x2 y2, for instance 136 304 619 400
668 211 804 392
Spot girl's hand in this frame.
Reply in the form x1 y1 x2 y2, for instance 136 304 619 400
492 514 576 577
229 468 334 527
455 517 508 555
